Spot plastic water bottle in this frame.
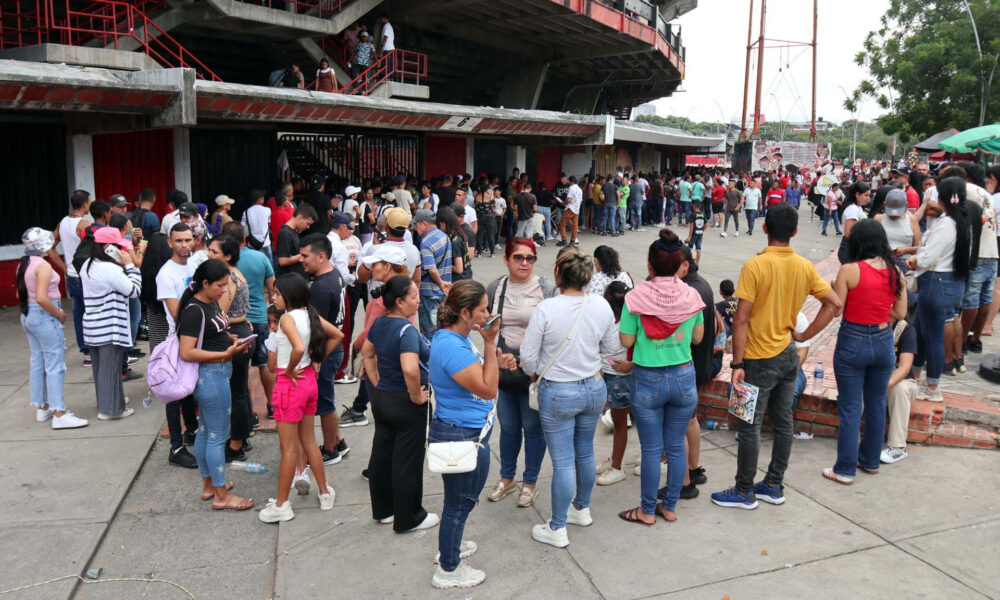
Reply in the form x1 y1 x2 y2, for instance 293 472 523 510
230 461 267 473
812 361 824 395
705 420 729 431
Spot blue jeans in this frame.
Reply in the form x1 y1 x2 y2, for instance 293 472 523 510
433 419 492 572
665 199 675 224
537 206 552 238
962 258 998 309
537 376 605 530
193 362 233 486
791 367 807 411
21 302 67 411
129 296 141 344
833 322 894 476
822 209 841 234
745 209 758 234
317 348 344 416
630 364 698 513
418 294 443 337
628 202 641 229
603 202 618 234
916 272 965 384
678 201 691 224
497 388 546 484
65 275 88 355
617 206 627 233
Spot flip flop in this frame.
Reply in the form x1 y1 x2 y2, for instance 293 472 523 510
212 495 254 511
618 507 655 527
201 482 234 501
655 504 677 522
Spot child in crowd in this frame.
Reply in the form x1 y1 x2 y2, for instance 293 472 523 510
686 200 706 263
259 273 344 523
715 279 738 336
595 281 634 486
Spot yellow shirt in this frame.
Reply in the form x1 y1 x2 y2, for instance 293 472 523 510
735 246 830 360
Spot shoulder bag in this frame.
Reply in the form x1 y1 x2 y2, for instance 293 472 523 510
527 295 589 411
494 277 533 394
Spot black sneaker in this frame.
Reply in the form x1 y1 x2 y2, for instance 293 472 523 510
339 405 369 427
942 361 957 376
183 430 196 446
267 404 274 419
336 438 350 457
956 357 967 373
137 329 149 341
320 444 342 465
121 370 143 382
556 240 567 246
969 339 983 353
660 484 700 500
242 439 253 452
362 468 369 481
225 445 246 463
169 447 198 468
251 413 260 430
127 347 146 358
689 466 708 486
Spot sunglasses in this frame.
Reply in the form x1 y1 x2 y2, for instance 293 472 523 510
510 254 537 264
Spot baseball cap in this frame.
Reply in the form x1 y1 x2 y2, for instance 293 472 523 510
215 194 235 206
450 202 466 217
345 185 361 197
890 166 910 176
361 244 407 267
178 202 199 217
385 207 411 230
885 188 908 217
109 194 128 208
331 211 354 229
413 208 436 223
94 226 133 250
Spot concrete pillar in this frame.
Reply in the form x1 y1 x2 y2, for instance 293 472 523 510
498 63 549 110
563 87 602 115
506 145 526 176
466 137 475 175
66 134 95 198
173 127 192 197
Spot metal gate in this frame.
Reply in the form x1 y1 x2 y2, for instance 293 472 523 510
277 132 421 183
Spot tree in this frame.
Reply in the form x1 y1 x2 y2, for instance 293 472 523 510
852 0 1000 140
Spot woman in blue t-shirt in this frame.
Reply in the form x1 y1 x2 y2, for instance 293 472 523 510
428 280 500 590
361 275 433 533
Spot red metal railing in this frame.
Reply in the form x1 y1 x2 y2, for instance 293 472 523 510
0 0 220 81
234 0 346 20
341 48 426 96
315 33 347 70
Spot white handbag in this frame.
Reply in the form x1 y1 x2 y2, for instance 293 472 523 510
425 396 495 474
527 295 589 411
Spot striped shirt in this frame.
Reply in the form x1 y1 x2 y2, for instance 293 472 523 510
419 226 451 298
80 259 142 347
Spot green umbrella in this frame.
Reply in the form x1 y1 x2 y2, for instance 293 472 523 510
937 123 1000 154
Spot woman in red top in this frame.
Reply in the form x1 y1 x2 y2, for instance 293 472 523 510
822 220 907 485
267 183 296 250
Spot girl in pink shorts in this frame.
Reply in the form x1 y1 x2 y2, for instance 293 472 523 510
259 273 344 523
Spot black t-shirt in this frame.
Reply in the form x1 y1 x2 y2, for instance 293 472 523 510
536 189 553 208
310 269 344 329
553 182 570 206
896 323 916 364
715 297 737 335
514 192 536 221
280 71 301 88
177 299 231 352
451 234 470 280
435 186 456 207
651 180 663 200
474 197 495 219
602 182 619 205
304 190 331 235
357 202 374 235
275 224 304 277
683 272 715 387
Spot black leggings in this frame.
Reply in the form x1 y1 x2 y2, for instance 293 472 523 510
228 321 253 442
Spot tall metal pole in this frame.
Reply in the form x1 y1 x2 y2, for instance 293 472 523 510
751 0 767 137
740 0 755 140
810 0 818 141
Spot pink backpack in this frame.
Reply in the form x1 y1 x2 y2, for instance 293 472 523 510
147 306 205 403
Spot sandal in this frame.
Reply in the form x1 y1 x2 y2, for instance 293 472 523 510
655 504 677 522
201 482 235 501
822 467 855 485
618 507 655 527
212 494 254 511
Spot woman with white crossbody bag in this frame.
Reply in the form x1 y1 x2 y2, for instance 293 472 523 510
426 280 501 590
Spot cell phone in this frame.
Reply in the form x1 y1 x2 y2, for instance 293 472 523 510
104 245 121 261
483 314 501 329
238 334 258 345
138 239 148 253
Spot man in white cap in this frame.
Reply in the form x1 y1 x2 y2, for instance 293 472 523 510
211 194 235 233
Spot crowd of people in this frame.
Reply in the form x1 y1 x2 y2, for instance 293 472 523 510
16 157 999 589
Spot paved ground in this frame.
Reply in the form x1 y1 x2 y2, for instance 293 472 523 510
2 208 998 600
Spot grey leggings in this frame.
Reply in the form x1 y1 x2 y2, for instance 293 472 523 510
723 209 740 234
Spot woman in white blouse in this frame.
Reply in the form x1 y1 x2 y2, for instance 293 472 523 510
587 245 634 297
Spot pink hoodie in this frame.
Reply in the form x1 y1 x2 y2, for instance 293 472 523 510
624 276 705 340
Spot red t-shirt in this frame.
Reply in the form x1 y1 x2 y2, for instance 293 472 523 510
711 185 727 205
905 187 920 210
779 176 790 190
265 198 295 248
766 188 785 206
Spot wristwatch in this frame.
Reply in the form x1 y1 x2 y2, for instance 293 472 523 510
730 361 745 370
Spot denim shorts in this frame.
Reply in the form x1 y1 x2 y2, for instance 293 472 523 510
249 322 270 367
604 373 631 409
961 258 998 310
688 235 703 250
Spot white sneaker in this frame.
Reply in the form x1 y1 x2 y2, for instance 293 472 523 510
97 407 134 420
566 505 593 527
735 231 740 237
319 484 336 510
407 512 440 531
434 540 478 564
35 407 53 422
880 447 908 464
335 375 358 385
52 412 89 429
596 457 613 475
600 410 614 433
292 468 311 496
916 383 944 402
379 515 395 524
720 231 727 238
431 561 485 589
633 460 667 477
258 498 294 523
531 522 569 548
596 468 626 486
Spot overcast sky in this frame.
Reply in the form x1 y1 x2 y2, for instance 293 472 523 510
651 0 891 126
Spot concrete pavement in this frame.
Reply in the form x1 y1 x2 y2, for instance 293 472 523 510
1 207 998 599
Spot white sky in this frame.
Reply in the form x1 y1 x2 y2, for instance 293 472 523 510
651 0 891 126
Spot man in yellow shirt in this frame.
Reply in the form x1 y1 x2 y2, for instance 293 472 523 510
712 203 842 510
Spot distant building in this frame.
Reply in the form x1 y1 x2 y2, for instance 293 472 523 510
631 103 658 120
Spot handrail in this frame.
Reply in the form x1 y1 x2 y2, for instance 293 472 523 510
233 0 347 20
315 34 347 70
340 48 426 96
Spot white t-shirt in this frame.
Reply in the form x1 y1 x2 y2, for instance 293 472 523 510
794 311 811 349
494 197 507 216
326 232 356 286
992 193 1000 238
567 184 583 214
742 187 761 211
841 203 866 227
156 259 196 333
242 204 271 246
464 206 477 225
160 209 181 236
59 215 91 278
381 22 395 51
342 199 360 222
